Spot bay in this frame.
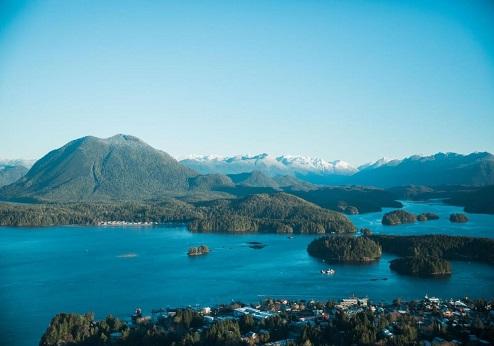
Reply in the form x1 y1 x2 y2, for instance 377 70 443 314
0 201 493 345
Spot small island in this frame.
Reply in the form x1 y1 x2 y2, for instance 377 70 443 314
417 212 439 221
336 202 359 215
390 256 451 277
307 236 381 263
449 213 469 223
382 210 416 226
187 245 209 256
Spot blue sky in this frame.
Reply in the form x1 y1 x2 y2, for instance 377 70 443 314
0 0 493 165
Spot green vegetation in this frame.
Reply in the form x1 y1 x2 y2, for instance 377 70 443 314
388 185 494 215
0 135 196 201
371 234 494 264
0 193 355 234
40 302 435 346
390 256 451 277
188 174 234 191
307 236 381 263
450 213 469 223
188 245 209 256
417 212 439 221
382 210 416 225
40 313 127 346
292 186 402 214
0 200 200 226
228 170 280 188
189 193 355 234
447 185 494 214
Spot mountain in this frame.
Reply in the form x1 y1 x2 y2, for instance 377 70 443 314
0 165 28 187
188 174 235 191
0 135 196 201
358 157 396 171
350 152 494 187
0 159 34 188
180 153 357 183
227 170 280 188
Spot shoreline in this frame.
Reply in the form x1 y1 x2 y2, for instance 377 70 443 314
40 295 494 345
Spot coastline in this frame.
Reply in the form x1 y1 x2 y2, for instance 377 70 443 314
40 295 494 345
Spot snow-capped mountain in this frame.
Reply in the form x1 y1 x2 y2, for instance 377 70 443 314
180 154 357 178
358 157 398 171
0 159 35 169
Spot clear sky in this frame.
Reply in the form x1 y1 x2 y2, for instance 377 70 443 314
0 0 493 165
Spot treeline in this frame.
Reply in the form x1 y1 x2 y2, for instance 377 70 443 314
390 256 451 277
382 210 440 225
292 186 402 214
0 200 200 227
307 236 382 263
40 309 420 346
0 193 356 234
388 185 494 215
371 235 494 264
189 193 355 234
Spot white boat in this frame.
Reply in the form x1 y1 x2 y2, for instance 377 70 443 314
321 268 336 275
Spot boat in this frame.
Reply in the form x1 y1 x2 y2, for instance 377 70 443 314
321 268 336 275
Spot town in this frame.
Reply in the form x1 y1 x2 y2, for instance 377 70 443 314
41 295 494 345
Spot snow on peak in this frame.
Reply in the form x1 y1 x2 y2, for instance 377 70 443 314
358 157 396 171
180 154 357 176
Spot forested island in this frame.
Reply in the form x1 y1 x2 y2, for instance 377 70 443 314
449 213 469 223
382 210 440 225
371 234 494 264
417 212 439 221
0 193 355 234
307 236 381 263
189 193 355 234
381 210 417 225
389 256 451 277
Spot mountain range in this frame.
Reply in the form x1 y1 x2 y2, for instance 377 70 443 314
0 134 493 203
180 154 357 179
182 152 494 187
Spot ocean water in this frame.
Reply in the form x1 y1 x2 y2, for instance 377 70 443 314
0 201 493 345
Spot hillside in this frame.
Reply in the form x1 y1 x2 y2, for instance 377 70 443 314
0 165 28 187
227 170 280 188
447 185 494 214
188 192 355 233
292 186 402 214
187 174 235 191
0 135 196 201
351 152 494 187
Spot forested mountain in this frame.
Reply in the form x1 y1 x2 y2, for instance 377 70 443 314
189 192 355 233
227 170 280 188
0 135 196 201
